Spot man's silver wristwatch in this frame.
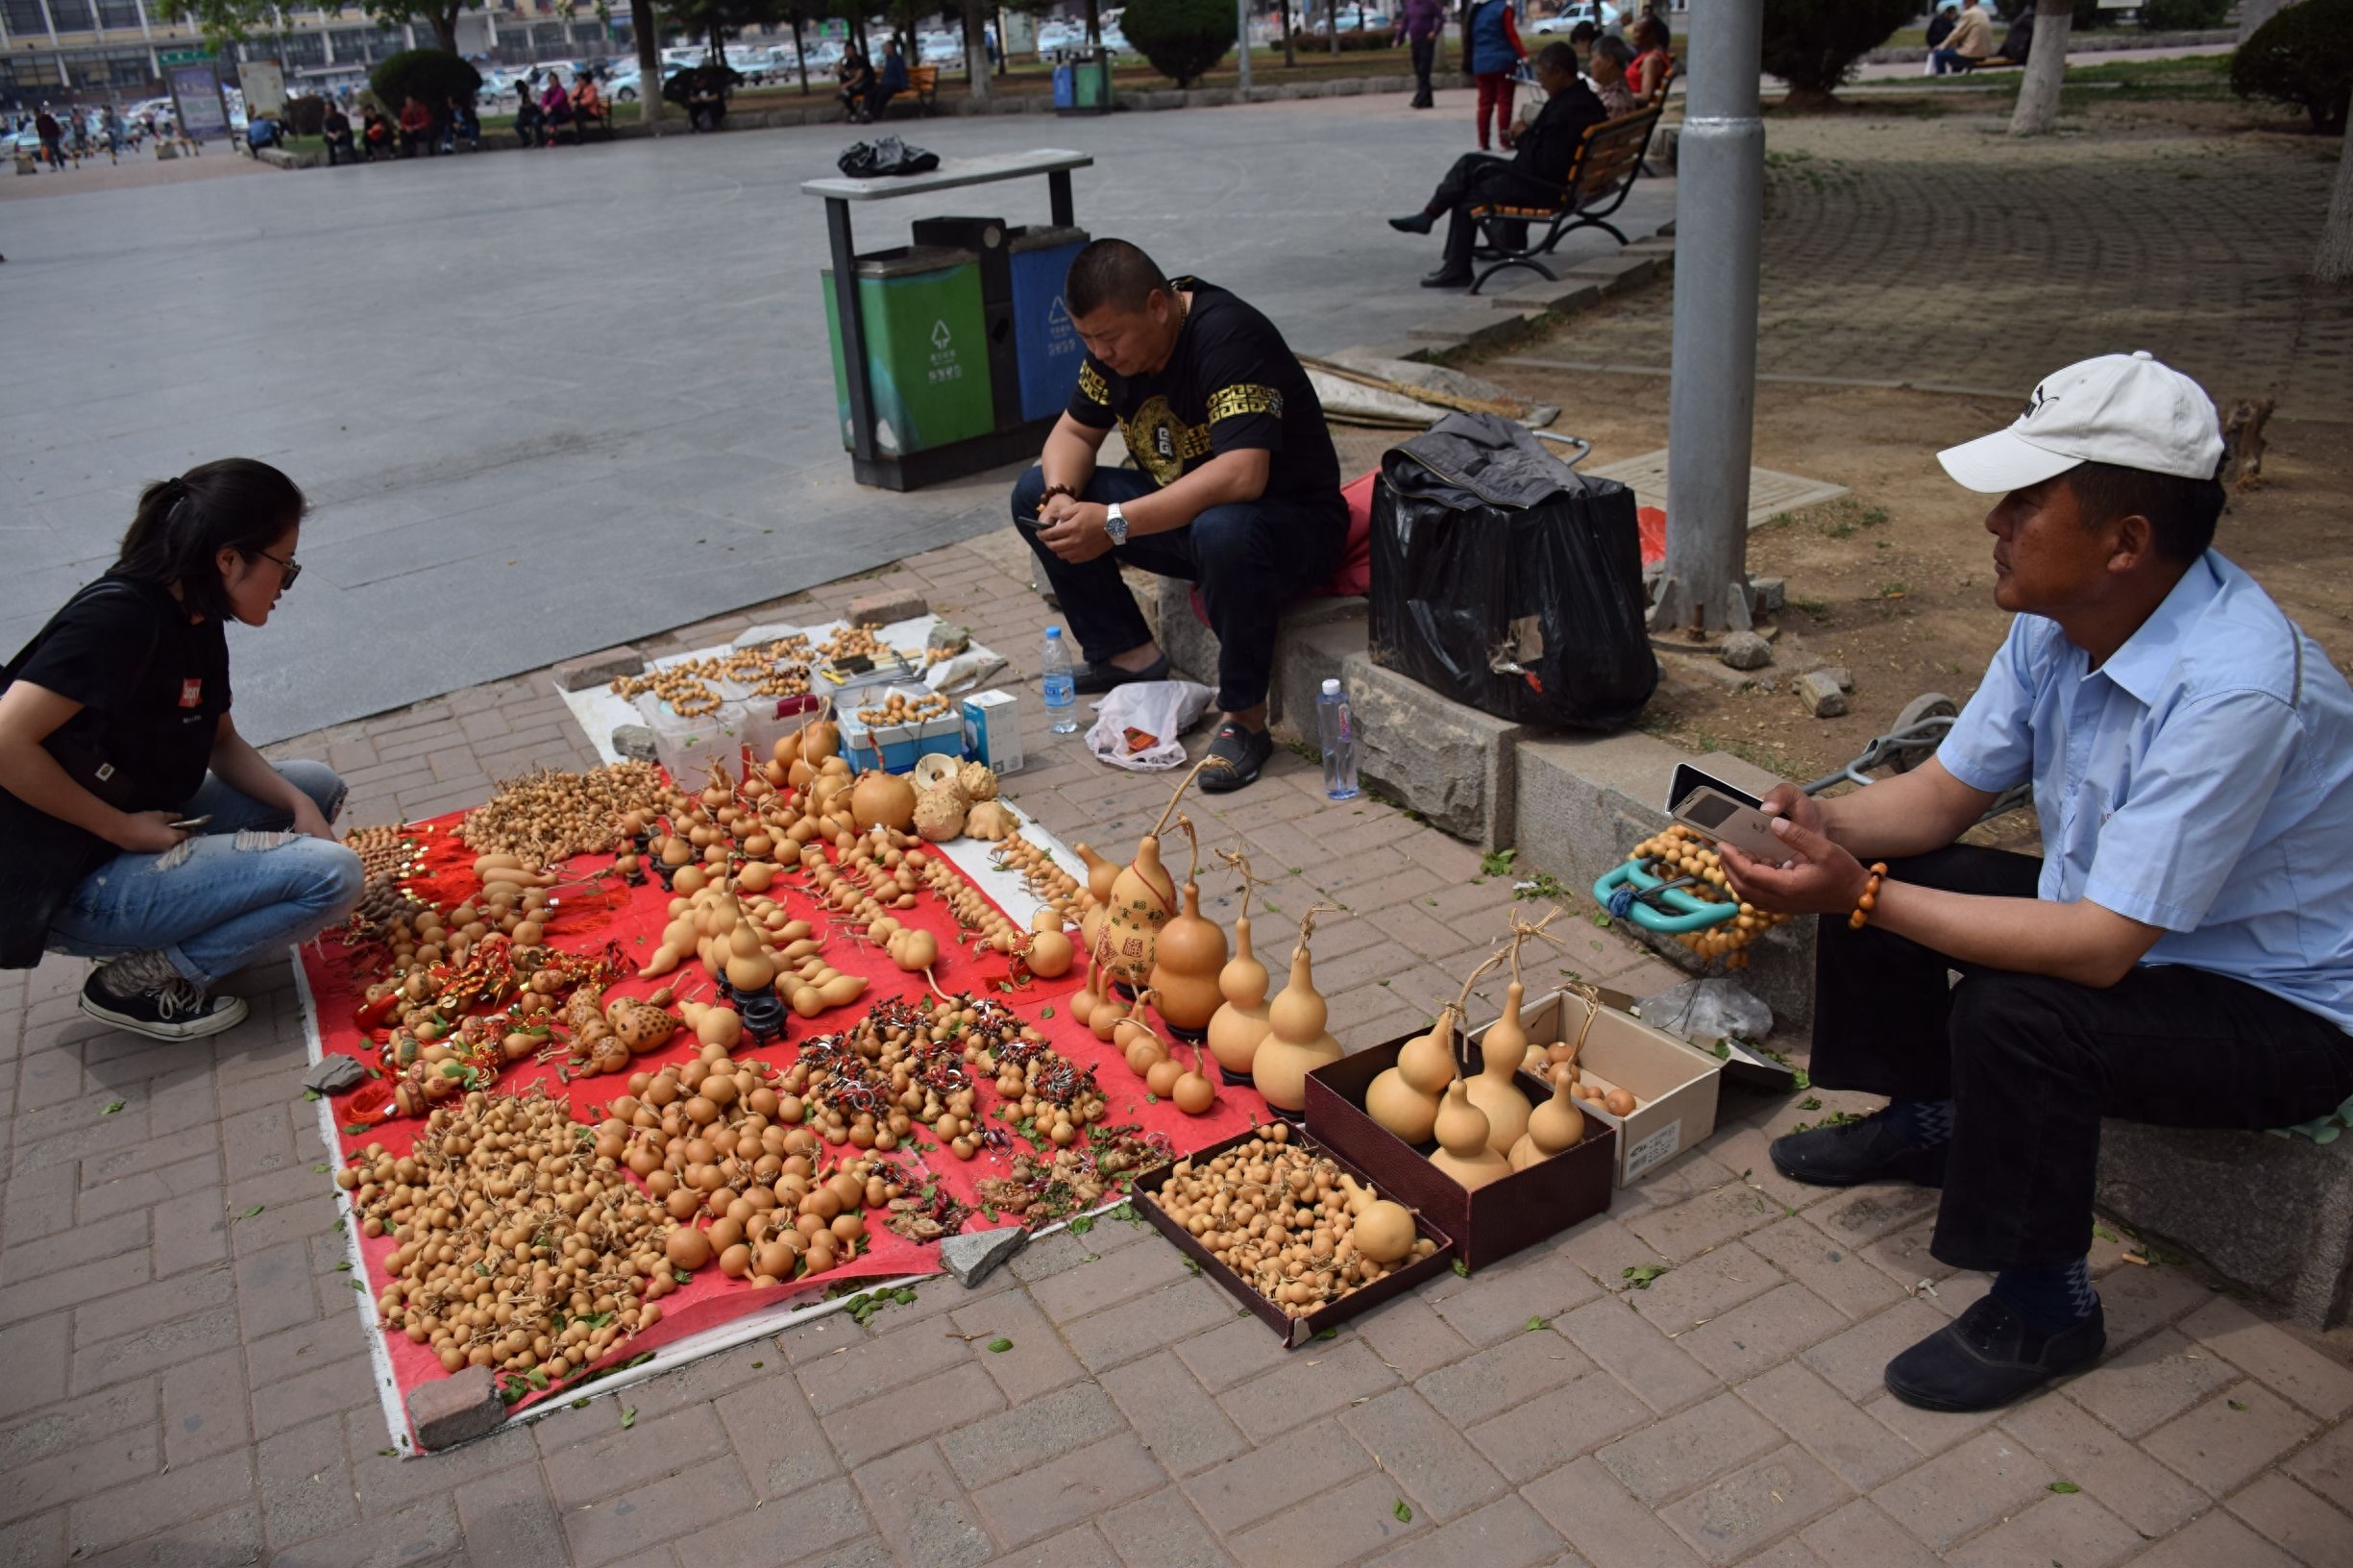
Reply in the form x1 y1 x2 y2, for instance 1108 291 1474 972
1103 502 1130 547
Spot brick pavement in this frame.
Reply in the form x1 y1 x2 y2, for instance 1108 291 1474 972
4 530 2350 1567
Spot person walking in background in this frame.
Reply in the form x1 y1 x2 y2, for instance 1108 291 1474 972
1465 0 1526 151
1932 0 1994 74
1393 0 1445 110
34 105 64 169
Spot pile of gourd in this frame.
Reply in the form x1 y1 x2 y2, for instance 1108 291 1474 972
457 762 666 864
908 752 1016 844
1148 1126 1437 1316
1627 824 1793 968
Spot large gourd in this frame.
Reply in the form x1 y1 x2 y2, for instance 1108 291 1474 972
1147 818 1227 1035
1467 925 1538 1156
1250 905 1342 1113
1204 849 1272 1079
1431 1079 1510 1190
1094 760 1210 988
1364 948 1506 1144
1509 1072 1587 1170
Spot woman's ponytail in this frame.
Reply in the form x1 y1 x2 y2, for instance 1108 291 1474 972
110 459 306 621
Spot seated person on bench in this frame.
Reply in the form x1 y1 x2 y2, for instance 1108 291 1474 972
396 94 434 157
1010 239 1347 794
1725 352 2353 1414
321 102 356 164
572 72 606 134
868 38 910 119
1387 42 1605 289
361 106 396 160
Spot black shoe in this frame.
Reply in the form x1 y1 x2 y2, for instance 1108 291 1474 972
1420 268 1472 289
1388 210 1435 235
1885 1293 2105 1412
1072 653 1169 696
79 961 248 1041
1198 722 1274 795
1769 1109 1947 1189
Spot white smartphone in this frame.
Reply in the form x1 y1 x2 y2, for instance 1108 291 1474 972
1664 764 1786 861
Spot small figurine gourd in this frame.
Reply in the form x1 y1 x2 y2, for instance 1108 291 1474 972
1431 1078 1509 1190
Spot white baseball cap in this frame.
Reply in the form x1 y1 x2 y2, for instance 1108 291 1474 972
1937 351 2224 494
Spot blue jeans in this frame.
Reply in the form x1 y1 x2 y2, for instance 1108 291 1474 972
47 760 364 987
1011 465 1346 713
1931 48 1976 75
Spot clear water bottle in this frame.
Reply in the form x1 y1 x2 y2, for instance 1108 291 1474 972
1041 626 1078 734
1316 677 1360 800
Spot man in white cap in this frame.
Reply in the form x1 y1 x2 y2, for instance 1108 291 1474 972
1717 352 2353 1412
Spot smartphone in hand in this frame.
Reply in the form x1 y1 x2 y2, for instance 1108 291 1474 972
1663 765 1784 861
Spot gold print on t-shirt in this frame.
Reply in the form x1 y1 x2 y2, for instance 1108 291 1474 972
1077 363 1111 406
1206 384 1283 423
1121 396 1213 488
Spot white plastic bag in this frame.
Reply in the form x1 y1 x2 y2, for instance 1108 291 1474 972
1085 679 1215 771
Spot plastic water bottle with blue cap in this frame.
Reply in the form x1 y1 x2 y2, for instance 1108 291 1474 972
1041 626 1077 734
1316 677 1360 800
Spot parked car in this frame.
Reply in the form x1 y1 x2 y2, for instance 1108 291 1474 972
1309 6 1387 34
1531 3 1621 34
603 64 643 102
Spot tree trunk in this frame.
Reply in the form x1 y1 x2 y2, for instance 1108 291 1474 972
431 2 458 53
1084 0 1100 45
2008 0 2071 137
2238 0 2288 42
2319 124 2353 283
963 0 989 98
630 0 663 123
1327 0 1336 55
794 16 809 93
1280 0 1294 66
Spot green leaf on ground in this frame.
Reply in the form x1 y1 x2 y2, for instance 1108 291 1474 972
1798 1095 1823 1112
303 1090 322 1102
343 1122 372 1136
1392 1499 1413 1523
2047 1481 2080 1494
1480 848 1518 878
1622 1263 1668 1289
334 1261 352 1272
2092 1222 2122 1243
1041 1006 1055 1019
1525 1315 1549 1332
987 1337 1014 1353
571 1397 591 1409
1313 1328 1337 1341
619 1407 636 1429
2228 1398 2249 1411
1183 1257 1202 1275
750 1361 763 1370
102 1099 126 1115
1452 1259 1470 1277
1068 1214 1094 1235
239 1205 263 1219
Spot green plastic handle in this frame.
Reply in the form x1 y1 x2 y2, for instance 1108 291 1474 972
1592 861 1741 934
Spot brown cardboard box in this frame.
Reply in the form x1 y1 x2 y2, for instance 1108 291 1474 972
1473 991 1723 1186
1133 1124 1459 1348
1304 1037 1615 1273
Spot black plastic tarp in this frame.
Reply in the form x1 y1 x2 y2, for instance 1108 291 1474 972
1369 412 1657 728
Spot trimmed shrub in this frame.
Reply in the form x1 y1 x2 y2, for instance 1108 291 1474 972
2135 0 2232 30
2231 0 2352 133
1124 0 1236 87
282 94 328 136
1759 0 1919 103
369 49 483 117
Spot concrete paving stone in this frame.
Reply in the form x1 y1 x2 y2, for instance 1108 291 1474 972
940 1381 1128 1489
674 1476 872 1565
1556 1296 1721 1416
952 1290 1086 1406
972 1431 1167 1550
1856 1385 2006 1458
0 1375 153 1480
2134 1505 2306 1568
74 1262 234 1348
1 1419 158 1524
1414 1323 1594 1428
2144 1381 2319 1496
2226 1470 2353 1566
1597 1390 1788 1507
1553 1215 1670 1286
1742 1218 1909 1324
1520 1455 1708 1568
63 1448 255 1559
1217 1337 1402 1445
796 1310 973 1415
1100 1351 1250 1479
712 1372 840 1501
1174 1314 1294 1396
0 1248 151 1331
161 1346 256 1468
76 1155 228 1227
0 1311 70 1421
1799 1184 1942 1251
1429 1253 1605 1348
1679 1282 1849 1385
1098 1486 1234 1568
1867 1428 2059 1553
74 1502 269 1568
2065 1326 2246 1439
2282 1417 2353 1510
347 1411 530 1517
2180 1296 2353 1422
825 1360 1010 1470
1181 1417 1374 1531
454 1463 571 1568
232 1237 321 1339
1853 1219 1956 1293
224 1191 341 1259
1998 1391 2205 1537
775 1308 870 1366
1063 1278 1240 1374
1467 1368 1654 1486
562 1461 755 1568
1362 1493 1568 1568
1621 1241 1786 1340
984 1523 1123 1566
1626 1181 1788 1264
1946 1490 2145 1568
0 1511 65 1568
70 1304 243 1396
1794 1498 1945 1568
250 1348 380 1440
852 1439 995 1568
1657 1443 1849 1567
543 1402 734 1509
1006 1228 1113 1286
257 1410 360 1549
1343 1385 1511 1521
1228 1469 1429 1568
1736 1361 1924 1492
1797 1297 1953 1403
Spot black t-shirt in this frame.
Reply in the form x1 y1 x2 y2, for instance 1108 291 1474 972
1066 277 1346 522
4 576 230 815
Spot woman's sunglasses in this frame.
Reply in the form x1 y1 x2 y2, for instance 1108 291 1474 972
255 548 303 588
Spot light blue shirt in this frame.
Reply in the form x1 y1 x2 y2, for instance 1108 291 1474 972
1941 551 2353 1032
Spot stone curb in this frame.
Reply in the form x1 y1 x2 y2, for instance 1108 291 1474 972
1399 217 1678 361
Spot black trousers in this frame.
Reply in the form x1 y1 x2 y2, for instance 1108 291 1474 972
1409 37 1436 107
1429 152 1530 273
1812 845 2353 1272
1010 465 1344 714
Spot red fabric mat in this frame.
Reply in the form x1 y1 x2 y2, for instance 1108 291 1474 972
303 811 1266 1432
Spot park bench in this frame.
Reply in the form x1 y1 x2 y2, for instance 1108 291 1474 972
1464 105 1662 296
884 63 942 117
572 94 616 140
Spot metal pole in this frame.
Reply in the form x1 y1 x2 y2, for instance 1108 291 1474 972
826 197 877 472
1654 0 1764 637
1237 0 1250 90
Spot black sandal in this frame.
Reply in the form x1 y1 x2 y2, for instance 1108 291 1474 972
1198 722 1273 794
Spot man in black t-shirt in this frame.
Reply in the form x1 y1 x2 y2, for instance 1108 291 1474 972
1013 239 1347 793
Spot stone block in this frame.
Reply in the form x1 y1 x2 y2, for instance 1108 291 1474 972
1407 306 1547 350
1798 671 1849 718
550 647 645 692
1491 277 1605 316
1749 577 1786 615
611 724 657 763
941 1226 1027 1288
1339 651 1524 849
1154 578 1366 730
2097 1123 2353 1329
301 1056 366 1096
1559 252 1665 296
408 1367 504 1452
1327 78 1365 95
847 589 928 627
1821 666 1854 692
1183 88 1237 108
1719 631 1773 672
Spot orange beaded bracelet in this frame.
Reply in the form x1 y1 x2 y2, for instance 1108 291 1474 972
1847 863 1890 930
